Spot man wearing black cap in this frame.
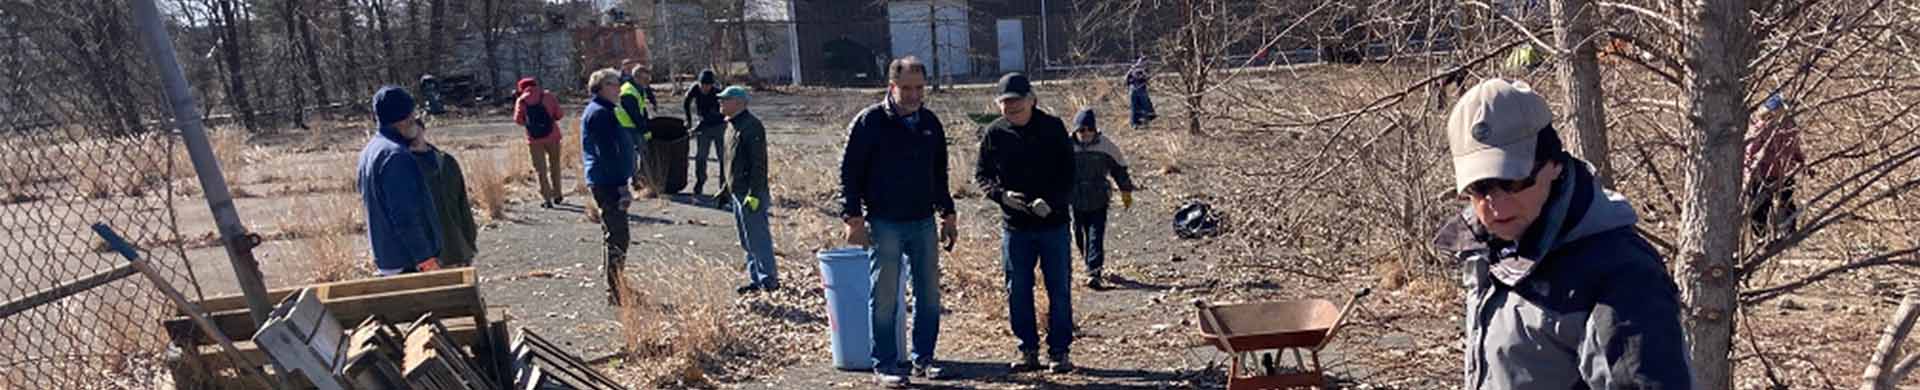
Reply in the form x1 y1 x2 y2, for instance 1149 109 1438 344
357 86 444 276
682 69 726 195
975 72 1078 373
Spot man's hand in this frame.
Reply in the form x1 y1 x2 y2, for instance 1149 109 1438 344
1001 191 1033 214
743 195 761 212
939 214 958 251
845 217 871 247
417 257 442 272
1121 192 1134 209
1030 198 1053 218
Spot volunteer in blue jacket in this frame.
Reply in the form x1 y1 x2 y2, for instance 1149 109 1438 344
584 68 639 306
1433 79 1691 388
357 86 443 276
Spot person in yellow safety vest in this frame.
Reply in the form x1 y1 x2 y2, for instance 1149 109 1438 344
616 61 660 143
1504 44 1547 72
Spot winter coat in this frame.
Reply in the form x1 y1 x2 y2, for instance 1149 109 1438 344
357 125 443 270
1070 134 1136 212
838 99 956 222
1431 158 1693 390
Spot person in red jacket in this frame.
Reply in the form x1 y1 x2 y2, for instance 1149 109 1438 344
515 77 567 208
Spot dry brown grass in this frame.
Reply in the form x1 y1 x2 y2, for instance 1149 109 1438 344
505 142 535 183
468 154 510 222
167 126 254 196
275 193 368 282
614 254 751 387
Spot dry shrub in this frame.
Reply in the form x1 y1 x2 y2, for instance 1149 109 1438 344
616 255 750 387
274 193 368 282
582 182 601 223
505 142 535 183
467 155 510 222
561 132 584 172
168 126 253 195
300 231 366 283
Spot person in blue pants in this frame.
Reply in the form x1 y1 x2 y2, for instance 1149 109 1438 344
716 86 779 294
838 57 959 387
1125 57 1157 128
975 73 1078 374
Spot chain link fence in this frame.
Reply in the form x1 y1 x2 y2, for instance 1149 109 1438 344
0 2 214 388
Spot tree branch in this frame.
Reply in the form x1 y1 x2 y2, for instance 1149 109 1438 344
1740 247 1920 305
1463 1 1564 56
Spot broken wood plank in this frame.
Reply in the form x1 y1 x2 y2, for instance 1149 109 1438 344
170 282 481 345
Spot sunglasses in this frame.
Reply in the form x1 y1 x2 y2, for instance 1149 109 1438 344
1463 161 1547 199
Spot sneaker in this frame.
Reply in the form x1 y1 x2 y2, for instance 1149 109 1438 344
735 283 762 294
541 200 555 209
1048 354 1074 374
873 371 910 388
1085 277 1104 290
912 362 947 380
554 196 564 205
1010 351 1043 372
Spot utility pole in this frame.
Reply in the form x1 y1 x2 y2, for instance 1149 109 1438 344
130 0 275 326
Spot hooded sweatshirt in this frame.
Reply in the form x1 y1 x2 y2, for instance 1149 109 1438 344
357 122 443 271
1431 158 1692 389
514 80 565 144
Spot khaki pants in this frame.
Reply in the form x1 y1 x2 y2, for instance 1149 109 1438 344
529 142 563 201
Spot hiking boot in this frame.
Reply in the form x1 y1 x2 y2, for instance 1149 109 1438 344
1086 269 1106 289
874 370 910 388
912 362 947 380
1010 351 1043 372
1048 354 1074 374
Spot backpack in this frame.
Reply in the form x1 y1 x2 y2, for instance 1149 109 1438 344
524 96 556 139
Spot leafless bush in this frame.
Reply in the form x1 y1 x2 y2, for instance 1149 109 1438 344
616 253 753 388
468 155 510 222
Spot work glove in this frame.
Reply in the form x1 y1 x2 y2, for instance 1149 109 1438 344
643 132 653 141
1030 198 1053 218
1001 191 1033 214
743 195 762 212
939 214 958 251
1121 192 1134 209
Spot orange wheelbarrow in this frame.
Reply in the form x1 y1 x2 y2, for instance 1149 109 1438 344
1193 288 1371 389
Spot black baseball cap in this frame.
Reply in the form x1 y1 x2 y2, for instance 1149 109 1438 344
996 73 1033 102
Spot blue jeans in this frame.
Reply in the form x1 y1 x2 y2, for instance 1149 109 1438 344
731 195 777 287
868 218 942 372
1071 207 1108 275
1130 88 1156 126
1002 225 1073 357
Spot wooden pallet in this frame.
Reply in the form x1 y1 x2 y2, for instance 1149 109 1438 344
165 268 510 389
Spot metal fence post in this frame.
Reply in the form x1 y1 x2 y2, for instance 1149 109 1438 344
129 0 276 326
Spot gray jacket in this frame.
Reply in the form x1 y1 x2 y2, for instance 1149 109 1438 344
1070 134 1136 212
1432 159 1693 390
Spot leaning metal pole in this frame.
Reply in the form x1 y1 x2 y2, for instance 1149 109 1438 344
129 0 275 326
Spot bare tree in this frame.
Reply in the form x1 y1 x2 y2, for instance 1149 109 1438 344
1675 0 1754 386
1550 0 1613 186
1862 290 1920 390
211 0 258 131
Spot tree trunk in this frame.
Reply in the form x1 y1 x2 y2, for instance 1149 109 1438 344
280 0 309 128
295 0 330 106
373 0 399 83
406 0 422 80
928 1 941 91
213 0 257 131
336 0 360 98
1677 0 1754 387
1550 0 1613 188
481 0 502 91
1861 291 1920 390
425 0 447 75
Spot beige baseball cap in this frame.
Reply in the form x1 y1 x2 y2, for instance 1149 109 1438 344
1447 78 1555 192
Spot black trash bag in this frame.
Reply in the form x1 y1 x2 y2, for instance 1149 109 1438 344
1173 201 1222 239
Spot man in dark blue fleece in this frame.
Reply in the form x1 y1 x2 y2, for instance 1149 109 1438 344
839 56 958 387
357 86 443 276
584 68 638 306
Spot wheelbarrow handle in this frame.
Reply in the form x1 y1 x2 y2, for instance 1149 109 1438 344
1191 299 1239 356
1316 287 1372 351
